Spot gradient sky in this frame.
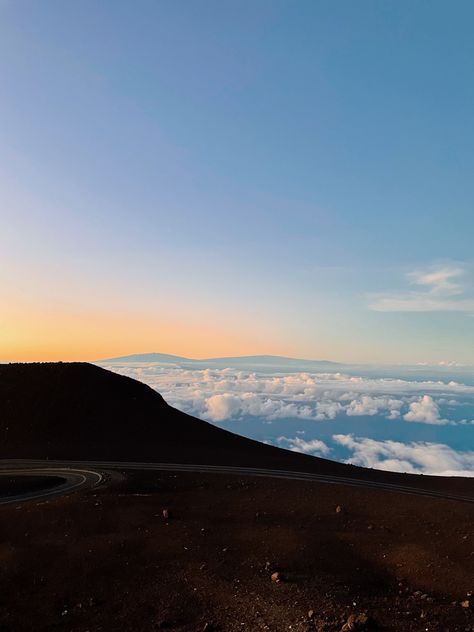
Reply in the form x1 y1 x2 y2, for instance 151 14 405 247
1 0 473 363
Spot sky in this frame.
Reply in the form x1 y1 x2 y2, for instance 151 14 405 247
1 0 473 363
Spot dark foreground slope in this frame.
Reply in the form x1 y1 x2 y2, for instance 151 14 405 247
0 362 472 497
1 470 473 632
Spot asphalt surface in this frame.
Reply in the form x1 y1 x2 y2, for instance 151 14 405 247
0 459 473 505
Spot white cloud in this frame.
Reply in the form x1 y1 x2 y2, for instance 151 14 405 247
277 436 330 456
332 434 474 476
346 396 403 419
204 392 317 422
205 393 242 421
410 266 464 296
370 264 474 313
403 395 446 425
315 400 344 419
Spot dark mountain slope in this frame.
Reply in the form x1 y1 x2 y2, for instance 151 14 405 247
0 363 335 468
0 362 472 497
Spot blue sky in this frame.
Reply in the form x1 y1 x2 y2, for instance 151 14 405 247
1 1 473 362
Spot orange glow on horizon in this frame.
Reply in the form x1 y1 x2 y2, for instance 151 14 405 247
0 305 295 362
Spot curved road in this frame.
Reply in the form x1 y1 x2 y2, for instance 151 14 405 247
0 459 473 505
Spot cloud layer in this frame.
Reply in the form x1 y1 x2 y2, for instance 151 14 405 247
332 434 474 477
273 434 474 476
100 363 474 425
99 361 474 476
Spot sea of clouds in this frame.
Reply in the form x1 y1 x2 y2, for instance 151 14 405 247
99 362 474 476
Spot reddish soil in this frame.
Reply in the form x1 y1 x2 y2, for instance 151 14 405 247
0 471 472 632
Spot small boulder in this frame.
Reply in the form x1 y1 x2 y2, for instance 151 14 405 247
162 508 170 520
461 600 470 608
335 505 344 514
341 613 370 631
271 571 282 583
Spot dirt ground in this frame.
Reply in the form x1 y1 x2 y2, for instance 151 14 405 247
0 470 472 632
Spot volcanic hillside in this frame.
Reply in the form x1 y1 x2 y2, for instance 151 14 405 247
0 362 472 497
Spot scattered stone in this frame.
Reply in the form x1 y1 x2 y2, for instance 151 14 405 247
335 505 344 514
271 572 282 583
461 600 470 608
308 610 314 619
162 508 170 520
340 613 370 631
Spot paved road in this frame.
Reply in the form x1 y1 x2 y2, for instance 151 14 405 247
0 459 473 506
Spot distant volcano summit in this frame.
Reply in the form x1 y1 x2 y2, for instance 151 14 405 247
99 352 341 370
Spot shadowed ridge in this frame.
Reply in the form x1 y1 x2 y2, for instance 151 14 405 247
0 362 472 498
0 362 331 467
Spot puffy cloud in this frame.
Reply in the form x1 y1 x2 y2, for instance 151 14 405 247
205 392 316 422
403 395 446 425
346 396 402 419
205 394 242 421
332 434 474 476
315 400 344 420
277 436 330 456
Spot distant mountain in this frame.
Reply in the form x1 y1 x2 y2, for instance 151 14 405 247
100 352 341 369
100 352 190 363
200 354 341 367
